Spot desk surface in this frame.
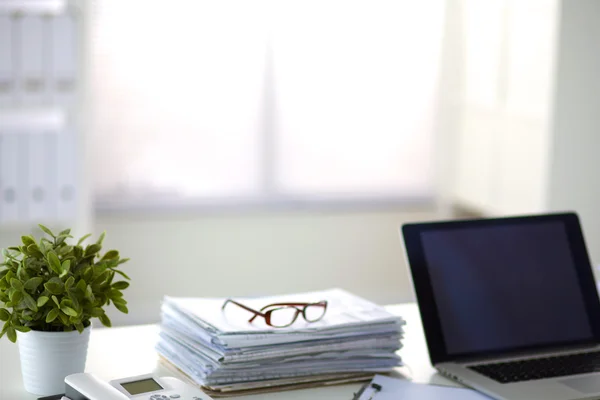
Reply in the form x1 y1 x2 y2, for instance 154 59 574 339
0 303 456 399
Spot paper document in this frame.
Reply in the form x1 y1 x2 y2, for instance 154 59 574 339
164 288 404 347
158 289 405 392
354 375 492 400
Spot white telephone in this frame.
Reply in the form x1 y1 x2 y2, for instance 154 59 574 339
63 372 214 400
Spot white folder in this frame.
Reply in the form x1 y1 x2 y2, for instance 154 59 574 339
17 15 46 106
56 129 77 221
0 15 15 107
50 13 77 105
26 132 58 223
0 134 24 223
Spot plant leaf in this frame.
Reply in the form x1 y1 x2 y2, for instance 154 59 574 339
61 259 71 274
10 278 23 291
47 251 62 275
90 307 104 317
76 278 86 291
37 296 49 307
68 289 80 311
117 258 130 266
114 302 128 314
0 308 10 321
38 224 56 238
24 277 43 292
55 235 68 246
101 250 119 261
46 308 59 323
65 276 75 290
74 245 84 260
44 281 64 295
58 311 69 325
10 290 23 304
85 244 102 257
26 244 44 258
0 321 8 338
112 281 129 290
59 228 71 236
93 271 109 285
13 325 31 333
86 285 96 303
23 293 38 312
21 235 36 247
99 313 111 327
96 231 106 246
61 305 78 317
112 296 127 305
77 234 92 246
6 326 16 343
57 245 74 257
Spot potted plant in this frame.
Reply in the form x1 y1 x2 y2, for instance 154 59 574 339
0 225 130 396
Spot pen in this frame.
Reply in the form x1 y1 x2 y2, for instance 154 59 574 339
352 382 382 400
365 383 382 400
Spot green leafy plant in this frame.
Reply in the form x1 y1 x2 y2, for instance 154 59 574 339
0 225 130 342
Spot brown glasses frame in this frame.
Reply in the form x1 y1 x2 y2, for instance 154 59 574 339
221 299 328 328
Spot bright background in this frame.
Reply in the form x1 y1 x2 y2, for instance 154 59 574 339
1 0 599 326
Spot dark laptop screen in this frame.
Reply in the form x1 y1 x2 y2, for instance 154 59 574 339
421 221 594 356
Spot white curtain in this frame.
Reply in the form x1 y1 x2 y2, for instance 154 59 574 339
89 0 445 209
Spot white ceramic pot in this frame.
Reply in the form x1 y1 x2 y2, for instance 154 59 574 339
17 325 91 396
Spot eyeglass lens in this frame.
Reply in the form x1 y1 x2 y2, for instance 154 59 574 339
303 303 326 322
268 307 300 327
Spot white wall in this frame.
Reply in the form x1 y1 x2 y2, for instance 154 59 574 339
94 208 438 326
548 0 600 266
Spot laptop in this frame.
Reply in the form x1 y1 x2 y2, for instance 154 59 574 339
401 212 600 400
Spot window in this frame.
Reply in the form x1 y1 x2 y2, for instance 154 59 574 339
89 0 445 210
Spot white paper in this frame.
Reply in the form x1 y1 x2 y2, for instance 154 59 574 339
56 130 77 221
50 13 77 104
18 15 46 105
26 132 56 222
0 15 14 106
158 289 405 387
164 288 404 347
0 134 21 222
357 375 492 400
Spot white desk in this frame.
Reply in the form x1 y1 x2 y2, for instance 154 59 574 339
0 303 456 399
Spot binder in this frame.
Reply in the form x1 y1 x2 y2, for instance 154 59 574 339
49 12 77 105
56 129 77 221
0 15 14 107
17 14 46 106
26 131 57 223
0 133 24 223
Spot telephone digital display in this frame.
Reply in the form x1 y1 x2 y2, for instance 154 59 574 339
120 378 163 395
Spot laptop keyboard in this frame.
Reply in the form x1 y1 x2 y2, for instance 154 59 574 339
469 351 600 383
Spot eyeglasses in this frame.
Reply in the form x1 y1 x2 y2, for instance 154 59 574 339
221 299 328 328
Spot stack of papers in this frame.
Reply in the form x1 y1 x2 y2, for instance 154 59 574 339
156 288 405 395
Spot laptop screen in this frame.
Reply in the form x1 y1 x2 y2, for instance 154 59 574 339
420 219 594 356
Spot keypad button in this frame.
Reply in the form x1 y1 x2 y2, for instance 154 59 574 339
170 395 181 399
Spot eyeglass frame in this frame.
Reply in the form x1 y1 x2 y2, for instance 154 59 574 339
221 299 328 328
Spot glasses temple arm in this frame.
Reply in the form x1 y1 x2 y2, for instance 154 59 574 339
223 299 267 322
